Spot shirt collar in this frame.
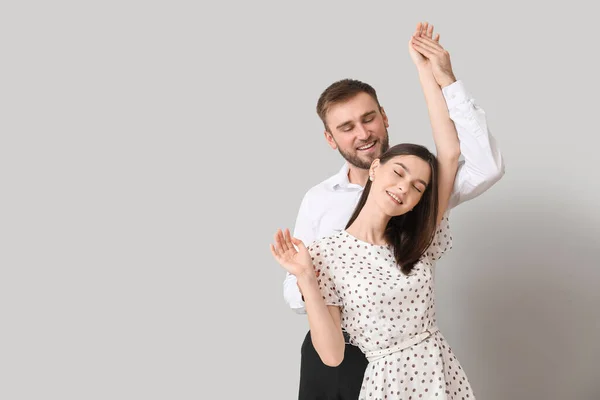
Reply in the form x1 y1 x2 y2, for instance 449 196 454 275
330 163 364 191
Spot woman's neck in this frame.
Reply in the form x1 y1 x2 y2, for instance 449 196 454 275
346 197 391 246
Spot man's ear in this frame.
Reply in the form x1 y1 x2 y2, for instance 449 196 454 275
380 107 389 128
324 130 337 150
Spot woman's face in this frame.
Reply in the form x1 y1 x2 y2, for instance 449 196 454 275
369 155 432 217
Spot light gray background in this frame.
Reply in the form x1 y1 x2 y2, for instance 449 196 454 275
1 1 599 399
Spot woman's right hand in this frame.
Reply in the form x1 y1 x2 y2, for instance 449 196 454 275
270 229 315 279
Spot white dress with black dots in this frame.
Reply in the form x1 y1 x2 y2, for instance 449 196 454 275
308 214 475 400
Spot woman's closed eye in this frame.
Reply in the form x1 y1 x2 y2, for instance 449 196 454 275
395 170 423 193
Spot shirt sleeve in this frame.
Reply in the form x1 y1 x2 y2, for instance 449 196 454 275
442 80 506 210
426 211 453 262
282 192 318 314
309 242 342 307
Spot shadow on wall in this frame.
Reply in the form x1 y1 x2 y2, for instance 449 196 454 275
436 200 599 400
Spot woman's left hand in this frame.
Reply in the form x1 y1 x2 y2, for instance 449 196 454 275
270 228 315 279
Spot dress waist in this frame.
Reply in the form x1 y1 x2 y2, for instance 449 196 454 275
364 326 440 363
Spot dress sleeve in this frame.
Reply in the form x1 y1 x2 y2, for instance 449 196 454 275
426 211 453 261
308 241 342 307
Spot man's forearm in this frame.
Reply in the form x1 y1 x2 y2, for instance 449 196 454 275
437 71 457 89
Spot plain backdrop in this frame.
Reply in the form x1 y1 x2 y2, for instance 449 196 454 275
1 1 599 399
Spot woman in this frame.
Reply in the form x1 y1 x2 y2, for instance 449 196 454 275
270 24 476 400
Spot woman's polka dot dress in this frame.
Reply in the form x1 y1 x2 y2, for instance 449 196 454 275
308 214 475 400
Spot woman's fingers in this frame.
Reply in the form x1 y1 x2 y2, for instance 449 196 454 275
423 22 433 38
414 21 441 44
270 243 280 259
275 229 289 253
414 21 422 37
284 228 295 252
291 237 305 250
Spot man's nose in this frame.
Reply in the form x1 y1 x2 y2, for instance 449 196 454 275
356 123 369 140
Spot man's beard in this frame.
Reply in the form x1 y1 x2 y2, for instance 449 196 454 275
337 133 390 170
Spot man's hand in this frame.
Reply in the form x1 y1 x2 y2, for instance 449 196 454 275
409 22 457 88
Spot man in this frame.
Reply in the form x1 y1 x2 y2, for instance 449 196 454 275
283 23 504 399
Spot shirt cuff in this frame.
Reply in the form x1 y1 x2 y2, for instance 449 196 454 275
291 305 306 314
442 80 471 110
